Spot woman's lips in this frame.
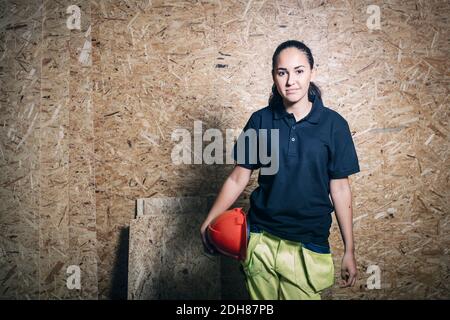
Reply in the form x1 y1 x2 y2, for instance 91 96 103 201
286 89 299 94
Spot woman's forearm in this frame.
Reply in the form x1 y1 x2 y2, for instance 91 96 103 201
200 168 251 231
330 180 355 253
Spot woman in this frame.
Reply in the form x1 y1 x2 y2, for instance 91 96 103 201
200 40 360 300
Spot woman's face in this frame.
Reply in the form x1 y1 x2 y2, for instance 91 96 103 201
272 47 316 104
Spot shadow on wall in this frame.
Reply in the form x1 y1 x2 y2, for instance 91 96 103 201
109 226 129 300
221 255 250 300
186 117 250 300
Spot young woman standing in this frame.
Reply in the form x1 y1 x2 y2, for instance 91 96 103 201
201 40 360 300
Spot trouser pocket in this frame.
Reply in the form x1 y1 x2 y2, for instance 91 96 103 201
301 246 335 292
241 232 262 277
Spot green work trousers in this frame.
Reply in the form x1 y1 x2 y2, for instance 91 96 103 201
241 230 335 300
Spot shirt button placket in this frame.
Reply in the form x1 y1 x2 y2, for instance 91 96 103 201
288 123 298 156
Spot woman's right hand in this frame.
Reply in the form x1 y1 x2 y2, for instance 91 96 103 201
200 223 218 255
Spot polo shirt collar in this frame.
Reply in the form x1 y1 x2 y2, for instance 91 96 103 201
272 93 323 124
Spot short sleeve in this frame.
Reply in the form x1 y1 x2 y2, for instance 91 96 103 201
232 114 262 170
328 119 360 179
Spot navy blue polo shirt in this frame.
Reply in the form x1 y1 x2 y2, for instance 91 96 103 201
232 94 360 249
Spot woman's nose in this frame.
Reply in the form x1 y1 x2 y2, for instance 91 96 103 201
286 76 296 86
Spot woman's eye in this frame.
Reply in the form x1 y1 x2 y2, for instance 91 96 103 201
277 70 303 76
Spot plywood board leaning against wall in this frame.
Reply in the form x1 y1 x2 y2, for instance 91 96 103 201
128 197 220 299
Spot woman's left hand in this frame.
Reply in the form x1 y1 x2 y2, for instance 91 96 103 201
340 251 357 287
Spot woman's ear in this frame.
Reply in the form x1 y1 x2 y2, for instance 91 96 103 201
310 67 317 82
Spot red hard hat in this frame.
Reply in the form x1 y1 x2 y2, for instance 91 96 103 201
206 208 248 261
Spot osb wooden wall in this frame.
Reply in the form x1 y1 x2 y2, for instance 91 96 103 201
0 0 448 299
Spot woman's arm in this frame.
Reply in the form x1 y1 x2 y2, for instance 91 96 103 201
200 165 253 253
330 177 357 287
